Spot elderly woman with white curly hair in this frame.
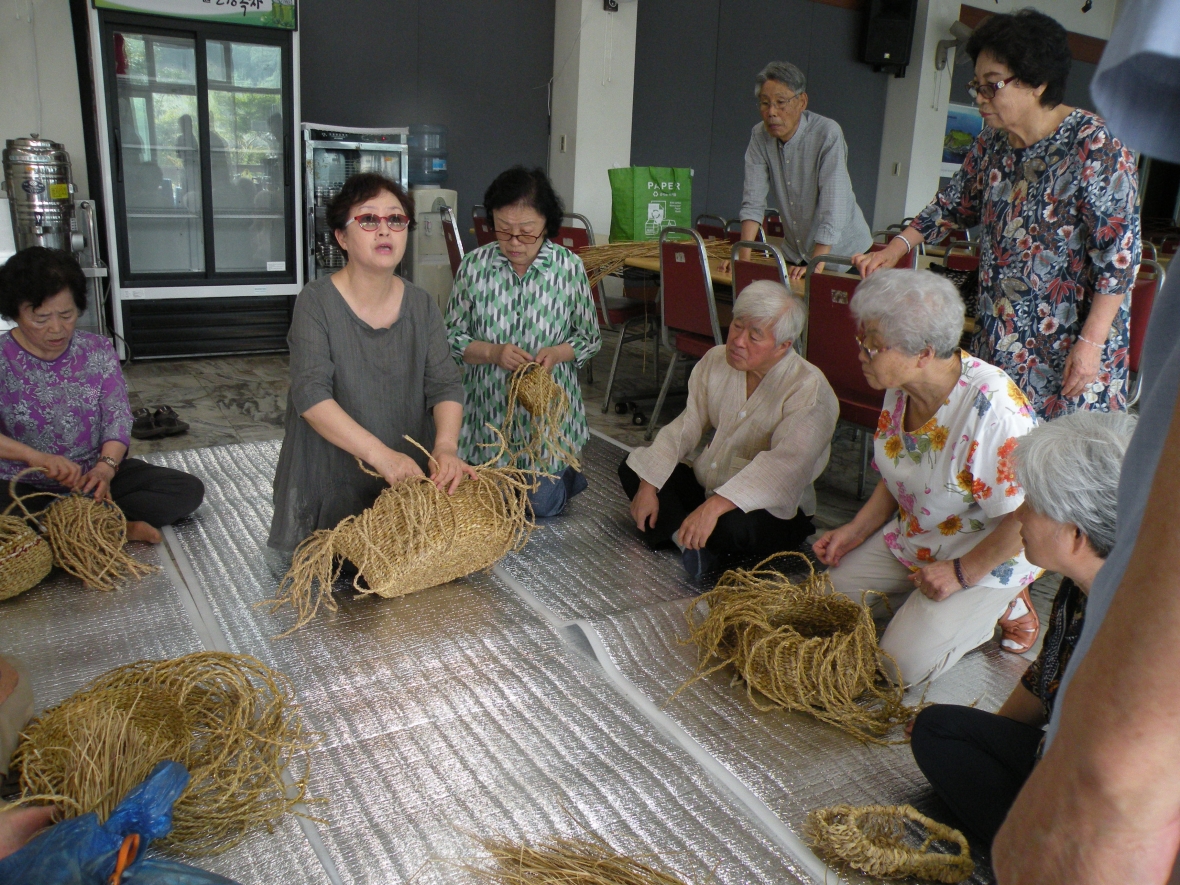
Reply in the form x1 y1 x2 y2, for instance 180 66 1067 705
813 269 1040 685
621 280 839 579
908 409 1136 848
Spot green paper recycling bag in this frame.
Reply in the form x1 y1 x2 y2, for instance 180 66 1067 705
608 167 693 242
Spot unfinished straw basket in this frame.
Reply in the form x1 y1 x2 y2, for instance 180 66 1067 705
0 513 53 601
807 804 974 883
12 651 318 856
505 362 580 471
682 552 914 743
269 430 537 635
8 467 154 592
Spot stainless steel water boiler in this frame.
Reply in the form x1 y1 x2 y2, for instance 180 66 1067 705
3 134 78 252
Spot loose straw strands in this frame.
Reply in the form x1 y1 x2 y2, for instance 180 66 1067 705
806 804 974 883
8 468 155 592
0 513 53 601
13 652 319 856
268 430 537 635
505 363 581 471
461 833 693 885
681 552 915 743
577 240 735 290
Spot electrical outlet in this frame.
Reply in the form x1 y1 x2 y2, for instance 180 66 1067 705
560 135 567 152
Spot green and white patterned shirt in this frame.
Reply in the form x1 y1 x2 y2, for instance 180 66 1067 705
446 240 601 472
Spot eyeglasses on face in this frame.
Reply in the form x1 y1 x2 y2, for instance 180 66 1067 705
494 229 542 244
347 213 410 232
855 332 889 360
966 75 1017 101
758 94 802 113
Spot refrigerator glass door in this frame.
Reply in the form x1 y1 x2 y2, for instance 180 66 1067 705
112 29 205 274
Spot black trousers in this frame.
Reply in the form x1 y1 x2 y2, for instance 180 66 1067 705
909 703 1045 847
618 459 814 560
0 458 204 529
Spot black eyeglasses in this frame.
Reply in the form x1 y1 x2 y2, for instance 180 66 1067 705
494 229 542 244
966 75 1017 101
348 213 410 232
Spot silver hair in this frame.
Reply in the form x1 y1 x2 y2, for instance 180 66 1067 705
1015 410 1137 558
732 280 806 347
849 269 965 359
754 61 806 98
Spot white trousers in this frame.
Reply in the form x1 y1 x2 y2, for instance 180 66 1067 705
825 528 1022 686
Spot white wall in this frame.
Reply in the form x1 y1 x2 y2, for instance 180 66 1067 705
549 0 637 241
0 0 90 199
871 0 1117 229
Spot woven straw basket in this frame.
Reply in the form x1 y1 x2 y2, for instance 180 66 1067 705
0 514 53 601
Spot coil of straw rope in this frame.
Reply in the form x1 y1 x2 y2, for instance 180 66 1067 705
576 239 737 290
461 831 693 885
504 362 581 471
12 651 320 856
268 428 537 636
0 474 53 599
7 467 155 591
680 552 915 743
806 804 974 882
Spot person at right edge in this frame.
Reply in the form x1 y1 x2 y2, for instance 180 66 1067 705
991 2 1180 883
737 61 873 280
854 10 1141 420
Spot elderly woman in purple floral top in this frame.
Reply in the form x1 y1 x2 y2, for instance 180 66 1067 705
854 10 1140 419
0 248 203 542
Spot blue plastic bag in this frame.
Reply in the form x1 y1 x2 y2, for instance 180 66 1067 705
0 761 241 885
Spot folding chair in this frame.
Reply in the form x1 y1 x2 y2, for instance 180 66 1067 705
439 204 465 278
763 209 785 239
934 227 971 247
695 214 728 241
1128 259 1167 407
869 230 920 269
944 241 980 272
805 257 882 498
472 204 495 247
645 227 731 441
1142 241 1157 262
724 219 747 243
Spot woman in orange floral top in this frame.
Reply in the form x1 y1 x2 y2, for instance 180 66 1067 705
813 270 1039 686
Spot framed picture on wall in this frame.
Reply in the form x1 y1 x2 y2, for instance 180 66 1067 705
941 103 984 178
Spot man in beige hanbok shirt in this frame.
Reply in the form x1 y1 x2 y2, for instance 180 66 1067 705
619 281 839 578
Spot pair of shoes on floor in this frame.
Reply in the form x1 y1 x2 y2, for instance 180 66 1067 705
998 585 1040 653
131 405 190 440
681 546 719 581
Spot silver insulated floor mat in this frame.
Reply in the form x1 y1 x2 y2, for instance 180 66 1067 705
150 441 814 885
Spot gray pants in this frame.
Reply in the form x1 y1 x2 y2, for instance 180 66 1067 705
825 528 1023 686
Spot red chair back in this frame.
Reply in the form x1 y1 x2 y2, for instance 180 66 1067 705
805 260 882 429
944 244 980 272
935 228 971 247
1158 237 1179 257
660 227 723 355
439 205 464 277
730 240 789 295
695 214 727 242
724 219 745 243
473 204 495 247
868 240 917 269
764 210 785 239
1130 260 1166 373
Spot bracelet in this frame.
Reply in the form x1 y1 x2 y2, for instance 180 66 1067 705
98 455 120 473
952 558 969 589
891 235 914 255
1077 333 1104 348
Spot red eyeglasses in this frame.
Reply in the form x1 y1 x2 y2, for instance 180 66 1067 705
966 75 1017 101
347 213 410 232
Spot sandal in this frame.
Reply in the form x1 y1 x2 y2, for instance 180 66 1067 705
998 586 1040 653
153 405 190 437
130 407 168 440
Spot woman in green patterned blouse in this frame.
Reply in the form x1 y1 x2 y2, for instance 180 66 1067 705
446 167 601 516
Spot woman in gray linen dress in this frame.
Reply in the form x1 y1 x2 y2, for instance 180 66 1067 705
268 173 475 553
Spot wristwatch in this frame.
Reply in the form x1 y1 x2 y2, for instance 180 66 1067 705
98 455 120 473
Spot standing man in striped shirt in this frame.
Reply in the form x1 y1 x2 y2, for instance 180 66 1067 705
737 61 872 281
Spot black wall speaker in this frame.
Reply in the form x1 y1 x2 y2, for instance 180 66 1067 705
862 0 919 77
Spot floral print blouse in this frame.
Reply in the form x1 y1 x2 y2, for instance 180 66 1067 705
875 353 1039 589
446 240 601 473
1022 577 1086 724
913 109 1140 419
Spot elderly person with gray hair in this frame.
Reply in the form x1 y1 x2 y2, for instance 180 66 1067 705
737 61 872 281
909 409 1136 848
620 281 838 579
813 270 1040 684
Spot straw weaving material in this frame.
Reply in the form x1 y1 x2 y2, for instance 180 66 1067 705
806 804 974 883
269 431 537 635
12 651 318 856
505 362 581 471
0 513 52 601
463 832 693 885
577 240 735 290
682 552 914 743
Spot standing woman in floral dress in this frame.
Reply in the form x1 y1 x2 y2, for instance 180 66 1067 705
446 167 601 517
854 9 1140 419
